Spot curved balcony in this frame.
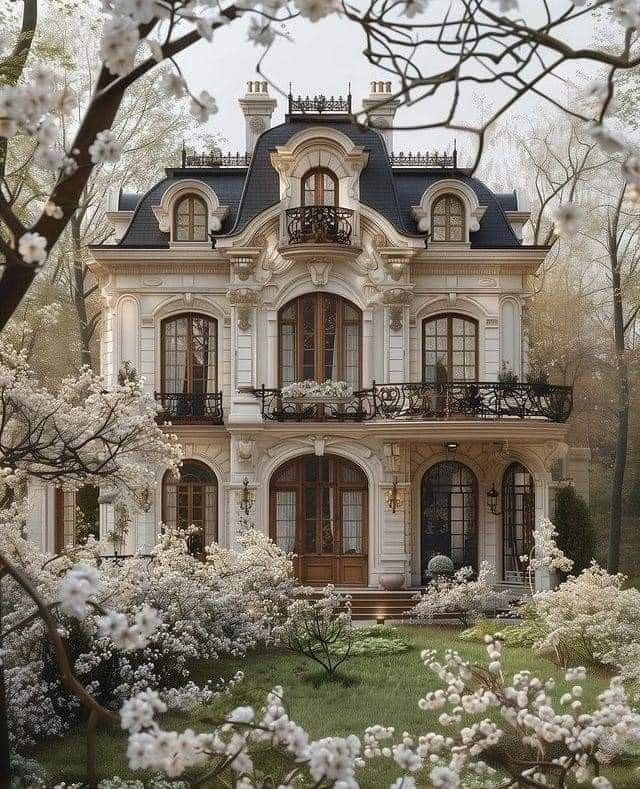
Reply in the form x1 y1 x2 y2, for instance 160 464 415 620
252 382 573 424
286 205 354 246
155 392 224 425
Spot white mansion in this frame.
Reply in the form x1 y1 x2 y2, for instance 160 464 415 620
31 82 590 590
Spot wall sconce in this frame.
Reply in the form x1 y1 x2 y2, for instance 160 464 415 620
487 483 502 515
385 476 402 514
238 476 254 515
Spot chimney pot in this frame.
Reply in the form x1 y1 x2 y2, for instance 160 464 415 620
239 80 277 154
363 79 401 153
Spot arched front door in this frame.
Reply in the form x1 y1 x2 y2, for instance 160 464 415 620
269 454 368 585
421 461 478 576
502 462 535 582
162 460 217 556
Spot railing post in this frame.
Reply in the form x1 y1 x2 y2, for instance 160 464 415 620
372 380 377 417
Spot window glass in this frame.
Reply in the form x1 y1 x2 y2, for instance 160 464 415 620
174 195 208 241
431 195 465 242
423 315 477 382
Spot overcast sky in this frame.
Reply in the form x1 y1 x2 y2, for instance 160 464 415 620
175 1 607 166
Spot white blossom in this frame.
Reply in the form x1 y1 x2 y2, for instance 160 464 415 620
17 232 48 265
99 14 140 76
248 18 276 47
294 0 339 22
60 564 100 618
586 122 626 154
622 156 640 185
88 129 123 164
551 203 583 238
160 70 187 99
189 91 218 122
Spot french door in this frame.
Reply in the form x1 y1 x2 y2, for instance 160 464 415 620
163 461 217 555
270 455 368 585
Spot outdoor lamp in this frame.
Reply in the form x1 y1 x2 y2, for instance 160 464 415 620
487 483 502 515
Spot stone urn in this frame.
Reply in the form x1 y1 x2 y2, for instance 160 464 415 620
379 573 406 591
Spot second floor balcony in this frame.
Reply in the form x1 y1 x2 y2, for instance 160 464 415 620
155 391 224 425
251 381 573 424
285 205 354 246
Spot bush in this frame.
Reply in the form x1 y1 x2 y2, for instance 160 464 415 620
554 486 595 574
427 554 454 577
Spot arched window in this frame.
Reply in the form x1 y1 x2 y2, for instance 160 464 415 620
431 194 465 242
502 462 535 582
279 293 361 388
270 454 368 585
174 194 208 241
423 314 478 382
421 461 477 573
301 168 338 206
163 460 217 555
161 313 217 394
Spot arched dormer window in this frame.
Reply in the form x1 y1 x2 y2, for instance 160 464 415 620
431 194 465 242
301 167 338 206
174 194 208 241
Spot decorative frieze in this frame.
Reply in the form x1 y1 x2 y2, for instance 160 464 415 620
381 287 414 331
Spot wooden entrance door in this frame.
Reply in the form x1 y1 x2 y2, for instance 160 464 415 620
270 455 368 585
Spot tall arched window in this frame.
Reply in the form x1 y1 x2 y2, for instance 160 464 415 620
502 462 535 582
174 194 208 241
279 293 361 388
301 168 338 206
270 454 368 585
421 461 477 573
423 314 478 382
163 460 217 555
431 194 465 242
161 313 217 394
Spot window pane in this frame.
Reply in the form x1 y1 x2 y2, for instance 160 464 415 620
342 490 363 554
275 491 296 553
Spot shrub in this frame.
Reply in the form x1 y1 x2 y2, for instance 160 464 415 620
411 562 503 627
426 554 454 577
554 486 596 574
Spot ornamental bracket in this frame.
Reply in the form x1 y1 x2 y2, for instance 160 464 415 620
381 287 414 331
227 287 262 331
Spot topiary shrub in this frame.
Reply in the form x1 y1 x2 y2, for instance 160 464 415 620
427 554 454 577
554 486 595 574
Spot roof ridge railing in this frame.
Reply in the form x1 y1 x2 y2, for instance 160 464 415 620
181 149 252 168
288 87 352 114
390 150 458 168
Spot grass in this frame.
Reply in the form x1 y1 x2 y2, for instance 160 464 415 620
35 624 640 787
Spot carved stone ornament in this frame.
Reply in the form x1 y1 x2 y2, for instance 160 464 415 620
227 287 262 331
237 436 256 464
249 116 266 133
307 262 332 287
381 288 414 331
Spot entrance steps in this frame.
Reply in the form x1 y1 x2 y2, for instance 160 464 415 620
308 588 422 621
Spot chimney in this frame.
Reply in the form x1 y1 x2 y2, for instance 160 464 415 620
238 81 277 155
362 81 401 154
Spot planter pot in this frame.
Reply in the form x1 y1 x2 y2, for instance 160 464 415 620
379 573 406 591
283 395 353 404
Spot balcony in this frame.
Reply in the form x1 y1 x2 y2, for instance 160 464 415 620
286 206 354 246
252 382 573 424
155 392 224 425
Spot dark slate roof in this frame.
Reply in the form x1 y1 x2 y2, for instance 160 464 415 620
116 115 520 249
495 191 518 212
118 191 141 211
117 170 246 247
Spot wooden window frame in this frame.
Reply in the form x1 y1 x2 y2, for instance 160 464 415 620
277 293 362 387
421 460 478 573
502 462 535 580
301 167 339 207
269 455 368 558
160 313 218 393
431 194 466 242
162 461 218 554
173 194 208 242
422 313 479 382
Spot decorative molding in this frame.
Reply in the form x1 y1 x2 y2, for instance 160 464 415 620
378 249 413 282
307 262 332 287
226 287 262 331
236 435 256 465
411 178 487 240
151 178 229 237
311 435 328 457
381 287 414 331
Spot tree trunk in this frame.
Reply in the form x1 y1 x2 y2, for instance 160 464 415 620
70 217 94 369
0 576 10 789
607 261 630 574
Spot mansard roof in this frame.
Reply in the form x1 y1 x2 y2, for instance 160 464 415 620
116 116 521 249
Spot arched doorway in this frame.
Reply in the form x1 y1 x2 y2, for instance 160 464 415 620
162 460 217 555
269 454 368 585
502 462 535 582
421 461 478 576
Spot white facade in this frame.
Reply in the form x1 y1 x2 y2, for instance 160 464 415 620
31 89 590 590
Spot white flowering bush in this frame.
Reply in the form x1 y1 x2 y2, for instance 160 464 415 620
119 634 640 788
531 563 640 690
411 561 502 627
281 380 354 399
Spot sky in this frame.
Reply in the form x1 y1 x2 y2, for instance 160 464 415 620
175 1 607 166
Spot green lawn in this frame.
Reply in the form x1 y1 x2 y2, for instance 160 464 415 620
35 624 640 787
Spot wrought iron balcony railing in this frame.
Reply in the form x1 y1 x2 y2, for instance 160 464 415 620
286 206 354 246
154 392 224 424
389 150 458 168
252 382 573 423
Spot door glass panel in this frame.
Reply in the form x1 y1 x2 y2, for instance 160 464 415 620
302 296 315 381
502 463 535 580
304 486 317 553
423 315 477 382
163 462 217 554
324 296 338 381
275 490 296 553
342 490 363 554
321 486 334 553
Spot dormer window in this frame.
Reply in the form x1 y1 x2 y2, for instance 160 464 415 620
302 167 338 206
174 194 208 241
431 194 465 242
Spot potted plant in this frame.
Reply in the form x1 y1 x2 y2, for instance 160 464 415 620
423 554 454 584
526 368 551 397
280 380 354 403
498 361 519 391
